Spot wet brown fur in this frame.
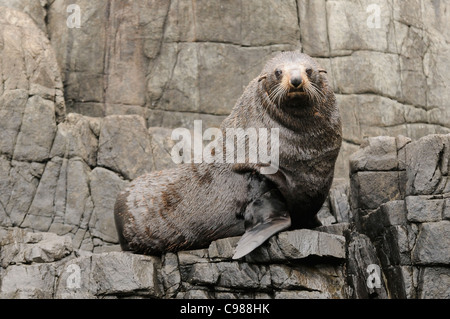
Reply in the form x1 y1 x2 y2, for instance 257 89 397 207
114 51 342 255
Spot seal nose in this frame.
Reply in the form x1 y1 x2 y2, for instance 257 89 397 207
290 77 302 88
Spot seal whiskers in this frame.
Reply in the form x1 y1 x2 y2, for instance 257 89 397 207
114 51 342 258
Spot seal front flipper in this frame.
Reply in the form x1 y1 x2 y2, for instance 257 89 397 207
233 189 291 260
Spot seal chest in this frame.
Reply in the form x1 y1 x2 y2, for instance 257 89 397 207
114 51 342 258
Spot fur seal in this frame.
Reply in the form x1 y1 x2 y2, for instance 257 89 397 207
114 51 342 258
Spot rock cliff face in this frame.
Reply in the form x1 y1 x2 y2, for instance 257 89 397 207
1 0 449 178
0 2 449 299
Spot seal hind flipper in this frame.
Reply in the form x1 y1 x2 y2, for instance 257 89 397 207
233 189 291 260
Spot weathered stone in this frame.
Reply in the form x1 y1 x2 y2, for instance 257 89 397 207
316 199 337 226
349 136 398 173
361 200 407 240
0 263 56 299
0 0 449 300
270 263 345 298
351 171 403 211
274 290 332 299
444 199 450 221
148 127 178 171
0 0 47 32
412 221 450 265
345 231 389 299
298 0 328 56
89 167 128 243
177 249 209 266
147 110 226 131
13 95 57 162
406 134 447 195
0 90 28 157
97 115 153 180
326 0 395 55
176 289 211 299
161 252 181 297
185 263 219 286
216 262 271 290
20 157 62 232
0 228 72 267
329 179 351 223
418 267 450 299
275 229 345 260
400 266 419 299
63 158 92 228
315 223 350 237
5 161 43 227
50 113 98 167
54 254 97 299
208 236 240 260
406 196 444 223
91 252 162 297
333 52 401 100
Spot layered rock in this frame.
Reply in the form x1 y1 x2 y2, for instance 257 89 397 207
2 0 449 178
0 2 449 299
350 134 450 299
0 227 347 299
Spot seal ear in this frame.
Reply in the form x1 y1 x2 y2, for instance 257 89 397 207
318 68 327 74
258 73 267 82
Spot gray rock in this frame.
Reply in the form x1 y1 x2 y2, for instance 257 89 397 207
185 263 219 286
216 262 271 290
161 252 181 297
270 263 345 298
298 0 328 56
315 223 351 237
0 90 28 157
12 95 56 162
444 199 450 221
406 134 448 195
351 171 403 211
177 249 210 266
55 252 163 298
21 157 63 232
333 52 401 99
148 127 178 171
63 158 92 228
406 196 444 223
0 0 47 32
345 231 389 299
97 115 153 180
329 179 351 223
0 263 57 298
0 228 72 267
349 136 398 173
91 252 162 297
275 229 346 260
412 221 450 265
5 161 43 227
418 267 450 299
274 290 332 299
50 113 98 167
89 167 128 243
208 236 240 260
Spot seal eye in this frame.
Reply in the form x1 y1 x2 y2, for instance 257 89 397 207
306 68 313 77
274 69 282 78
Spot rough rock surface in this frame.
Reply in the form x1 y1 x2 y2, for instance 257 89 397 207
1 0 449 179
0 2 449 299
0 227 347 299
350 134 450 299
